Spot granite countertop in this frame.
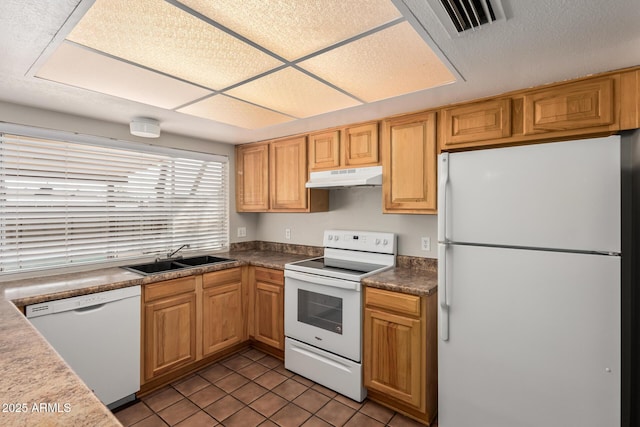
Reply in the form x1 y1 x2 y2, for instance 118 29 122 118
363 255 438 297
0 245 435 426
363 267 438 297
0 298 121 426
0 248 312 427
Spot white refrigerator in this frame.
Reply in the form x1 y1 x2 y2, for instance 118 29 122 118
437 136 624 427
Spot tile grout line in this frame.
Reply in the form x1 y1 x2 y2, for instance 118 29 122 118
115 347 428 427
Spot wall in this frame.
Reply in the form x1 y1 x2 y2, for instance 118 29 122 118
0 101 258 244
247 187 437 258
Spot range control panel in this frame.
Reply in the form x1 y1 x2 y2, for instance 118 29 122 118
323 230 396 254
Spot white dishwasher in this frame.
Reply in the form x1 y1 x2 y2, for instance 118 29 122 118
26 286 141 409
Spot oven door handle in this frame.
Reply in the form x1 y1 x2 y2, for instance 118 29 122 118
284 270 360 291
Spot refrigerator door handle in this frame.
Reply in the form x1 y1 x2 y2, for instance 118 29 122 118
438 153 449 243
438 243 450 341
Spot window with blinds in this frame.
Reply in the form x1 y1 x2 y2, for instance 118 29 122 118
0 133 229 274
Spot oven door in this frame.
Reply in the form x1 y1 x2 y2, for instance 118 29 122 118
284 269 362 362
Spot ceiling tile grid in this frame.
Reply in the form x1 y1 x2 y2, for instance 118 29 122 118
177 94 295 129
178 0 403 60
226 67 362 118
35 0 457 130
65 0 284 90
298 22 457 103
36 42 212 109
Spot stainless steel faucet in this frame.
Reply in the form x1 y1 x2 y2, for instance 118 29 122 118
167 244 190 259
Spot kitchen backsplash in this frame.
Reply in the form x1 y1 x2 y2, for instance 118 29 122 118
251 187 438 258
231 241 437 271
230 241 323 257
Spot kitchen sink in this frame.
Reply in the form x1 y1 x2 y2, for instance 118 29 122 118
123 255 234 275
178 255 232 266
122 261 187 275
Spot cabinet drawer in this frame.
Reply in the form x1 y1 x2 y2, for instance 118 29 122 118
203 267 241 289
144 276 197 303
523 77 614 134
255 267 284 285
365 287 421 317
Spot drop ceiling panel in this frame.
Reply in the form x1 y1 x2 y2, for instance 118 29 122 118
298 21 457 102
180 0 403 60
36 42 212 109
66 0 283 90
178 95 294 129
226 68 362 118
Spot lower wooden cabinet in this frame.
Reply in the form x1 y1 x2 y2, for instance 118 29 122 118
141 267 246 387
143 276 198 382
363 287 438 425
252 267 285 353
202 268 243 357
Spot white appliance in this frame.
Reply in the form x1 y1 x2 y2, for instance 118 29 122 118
284 229 396 402
26 286 141 409
305 165 383 188
437 136 624 427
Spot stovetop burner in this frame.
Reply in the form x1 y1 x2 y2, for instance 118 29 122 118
285 230 397 281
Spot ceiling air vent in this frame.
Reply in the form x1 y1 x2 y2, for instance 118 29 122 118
440 0 496 32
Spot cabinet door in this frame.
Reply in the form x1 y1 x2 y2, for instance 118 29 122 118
309 130 340 171
343 122 379 166
270 137 308 210
202 282 243 356
254 279 284 350
236 143 269 211
364 307 423 409
441 98 512 149
144 292 197 381
382 112 437 213
523 77 614 134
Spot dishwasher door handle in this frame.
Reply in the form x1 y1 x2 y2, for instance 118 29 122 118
74 303 107 313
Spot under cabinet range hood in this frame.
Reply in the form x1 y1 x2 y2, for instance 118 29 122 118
305 165 383 189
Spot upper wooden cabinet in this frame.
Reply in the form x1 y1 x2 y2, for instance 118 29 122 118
523 77 614 134
235 137 328 213
382 112 437 214
308 130 340 170
308 122 379 172
235 66 640 214
440 70 633 151
343 122 379 167
270 136 308 210
236 143 269 212
620 69 640 130
441 98 512 148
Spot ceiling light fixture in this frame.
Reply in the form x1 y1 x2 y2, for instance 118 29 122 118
130 117 160 138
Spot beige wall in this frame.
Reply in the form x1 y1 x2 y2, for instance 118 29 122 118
246 187 437 258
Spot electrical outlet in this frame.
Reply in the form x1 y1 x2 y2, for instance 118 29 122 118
237 227 246 238
285 228 291 240
421 237 430 251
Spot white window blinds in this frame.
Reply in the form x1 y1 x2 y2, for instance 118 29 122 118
0 133 229 274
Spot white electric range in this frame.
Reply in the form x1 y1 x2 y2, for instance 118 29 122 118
284 229 396 402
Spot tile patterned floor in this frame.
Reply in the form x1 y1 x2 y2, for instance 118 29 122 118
113 347 436 427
